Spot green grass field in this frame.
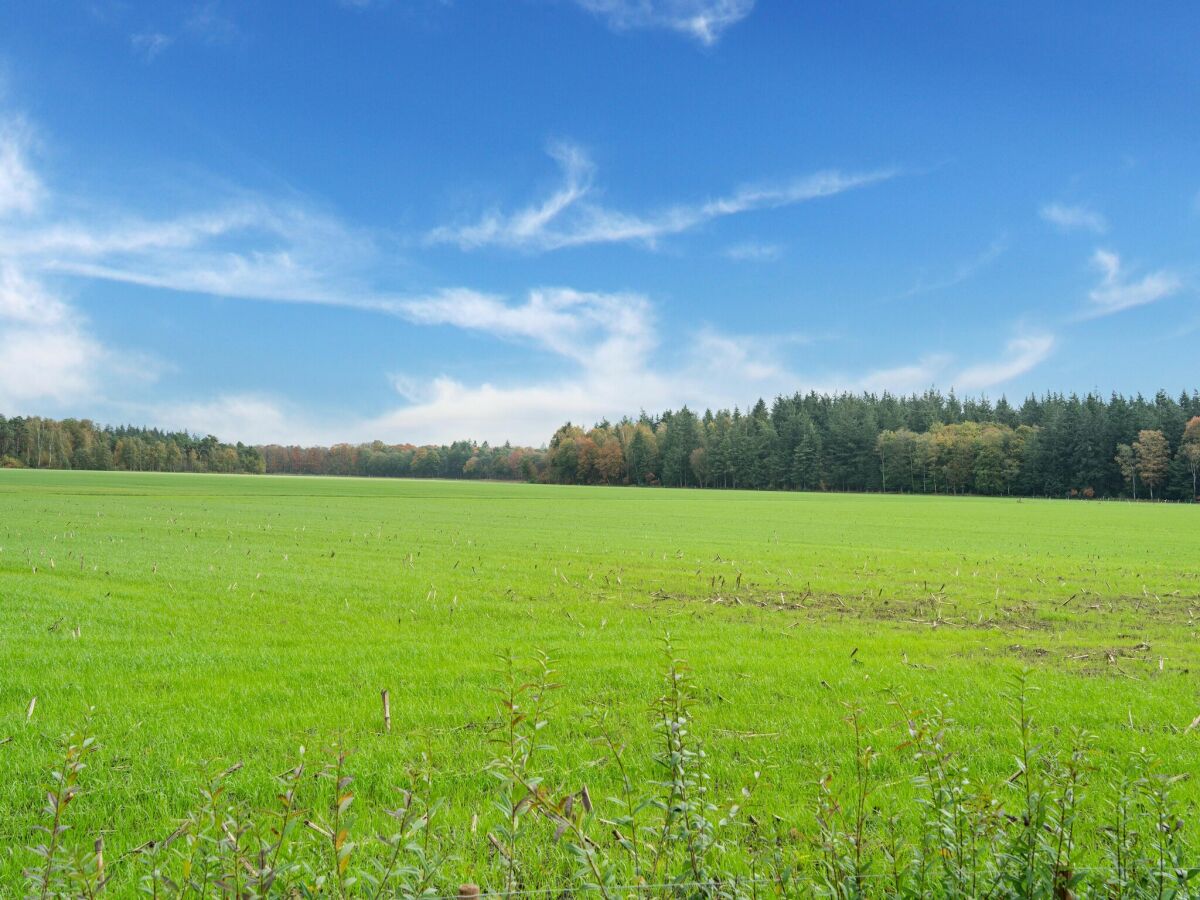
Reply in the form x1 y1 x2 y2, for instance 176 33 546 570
2 470 1198 893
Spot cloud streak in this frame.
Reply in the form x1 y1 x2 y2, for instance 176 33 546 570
723 240 781 261
889 237 1006 302
428 142 896 252
573 0 755 45
1040 202 1107 234
1084 248 1182 317
954 333 1056 392
0 119 41 216
0 99 1050 446
4 198 400 316
131 31 174 61
357 302 1054 445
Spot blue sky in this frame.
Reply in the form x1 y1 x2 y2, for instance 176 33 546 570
0 1 1196 445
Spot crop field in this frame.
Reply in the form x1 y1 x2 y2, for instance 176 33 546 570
2 470 1199 894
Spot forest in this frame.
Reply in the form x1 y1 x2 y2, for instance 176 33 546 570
5 389 1200 500
0 416 265 475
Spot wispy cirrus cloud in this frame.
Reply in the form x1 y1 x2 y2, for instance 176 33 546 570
428 141 896 252
0 120 124 411
1084 248 1182 317
0 97 1048 445
954 332 1056 392
400 287 655 372
0 261 70 326
1040 202 1107 234
374 286 1054 443
160 275 1049 445
131 31 174 61
723 240 781 262
185 2 243 46
0 118 41 216
6 198 397 315
573 0 755 45
124 2 241 62
889 237 1006 302
366 319 1050 446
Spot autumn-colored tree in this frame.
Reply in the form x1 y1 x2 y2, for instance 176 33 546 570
1133 429 1170 499
1182 416 1200 500
593 439 625 485
574 434 599 484
546 424 586 483
410 446 443 478
6 390 1200 496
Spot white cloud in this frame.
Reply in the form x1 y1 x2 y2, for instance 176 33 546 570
398 287 655 372
723 240 781 261
345 313 1049 445
890 237 1006 301
364 378 620 446
0 119 41 217
0 263 161 416
0 263 69 326
124 3 241 62
0 111 156 415
690 330 782 381
6 201 395 313
131 31 174 61
444 141 594 250
1085 248 1182 317
953 333 1055 392
0 325 105 409
428 141 895 251
0 95 1051 446
573 0 755 45
185 3 242 45
157 394 298 444
852 356 951 395
1040 202 1107 234
0 262 111 410
343 289 675 444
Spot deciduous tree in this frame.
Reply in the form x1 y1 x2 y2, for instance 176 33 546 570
1182 416 1200 500
1133 429 1170 500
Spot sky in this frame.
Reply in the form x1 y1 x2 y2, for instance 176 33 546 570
0 1 1197 446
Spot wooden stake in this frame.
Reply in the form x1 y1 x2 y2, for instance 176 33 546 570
381 689 391 733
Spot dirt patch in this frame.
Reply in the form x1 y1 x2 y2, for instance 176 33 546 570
641 588 1062 632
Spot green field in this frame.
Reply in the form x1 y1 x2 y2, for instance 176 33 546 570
2 470 1198 894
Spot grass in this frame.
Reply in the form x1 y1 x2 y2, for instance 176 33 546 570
1 470 1198 894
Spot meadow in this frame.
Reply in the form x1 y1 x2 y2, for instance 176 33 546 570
1 470 1198 895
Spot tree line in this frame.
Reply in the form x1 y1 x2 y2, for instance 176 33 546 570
540 390 1200 501
4 389 1199 500
258 441 541 481
0 415 265 474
